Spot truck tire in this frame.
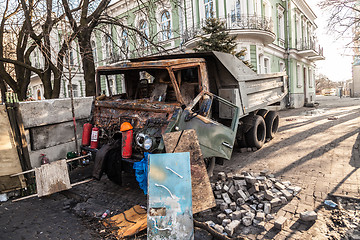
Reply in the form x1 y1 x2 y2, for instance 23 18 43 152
265 111 279 140
104 148 123 185
245 115 266 149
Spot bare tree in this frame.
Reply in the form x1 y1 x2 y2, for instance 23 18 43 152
319 0 360 43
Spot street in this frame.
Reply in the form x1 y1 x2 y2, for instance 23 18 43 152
1 95 359 239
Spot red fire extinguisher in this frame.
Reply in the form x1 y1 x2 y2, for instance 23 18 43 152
121 122 133 158
82 123 92 146
90 126 99 149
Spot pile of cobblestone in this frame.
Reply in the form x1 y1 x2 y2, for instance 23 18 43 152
206 171 305 237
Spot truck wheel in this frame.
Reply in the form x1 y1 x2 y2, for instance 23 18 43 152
245 115 266 149
265 111 279 140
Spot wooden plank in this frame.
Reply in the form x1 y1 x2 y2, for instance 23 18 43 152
163 129 216 213
148 153 194 239
104 205 147 238
35 160 71 197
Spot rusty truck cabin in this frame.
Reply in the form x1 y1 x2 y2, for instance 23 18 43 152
95 58 210 106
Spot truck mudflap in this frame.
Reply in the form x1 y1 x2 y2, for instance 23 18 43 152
92 139 122 184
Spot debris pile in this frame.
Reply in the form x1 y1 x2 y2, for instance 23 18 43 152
207 171 302 236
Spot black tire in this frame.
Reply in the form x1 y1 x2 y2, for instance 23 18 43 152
245 115 266 149
265 111 279 140
104 147 123 185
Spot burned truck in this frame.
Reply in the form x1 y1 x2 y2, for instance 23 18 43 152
88 51 287 182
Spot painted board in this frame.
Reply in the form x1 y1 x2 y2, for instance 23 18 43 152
148 152 194 240
163 129 216 213
35 160 71 197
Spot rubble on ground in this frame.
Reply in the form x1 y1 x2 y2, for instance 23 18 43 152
204 171 303 236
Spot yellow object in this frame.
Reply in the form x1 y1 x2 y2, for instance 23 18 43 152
103 205 147 239
120 122 133 131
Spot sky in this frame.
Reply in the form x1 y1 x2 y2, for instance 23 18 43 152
307 0 354 82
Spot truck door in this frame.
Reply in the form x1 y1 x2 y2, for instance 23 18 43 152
177 91 240 160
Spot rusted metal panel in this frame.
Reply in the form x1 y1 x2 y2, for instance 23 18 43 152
148 152 194 239
163 130 216 213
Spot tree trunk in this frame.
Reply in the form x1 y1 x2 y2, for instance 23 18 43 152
79 33 96 96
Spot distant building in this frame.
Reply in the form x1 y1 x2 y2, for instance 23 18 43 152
352 3 360 97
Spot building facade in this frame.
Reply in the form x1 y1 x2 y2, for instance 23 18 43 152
28 0 324 108
92 0 324 108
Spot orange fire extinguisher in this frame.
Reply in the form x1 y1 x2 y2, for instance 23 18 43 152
90 126 99 149
120 122 133 158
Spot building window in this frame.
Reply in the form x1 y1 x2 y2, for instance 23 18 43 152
297 64 302 87
69 51 74 66
264 58 270 73
278 6 285 41
161 11 171 41
231 0 241 23
91 40 97 62
139 20 149 46
279 61 285 72
258 54 263 74
204 0 214 19
68 84 79 98
121 30 129 55
104 34 112 59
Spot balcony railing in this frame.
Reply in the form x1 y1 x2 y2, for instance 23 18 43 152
296 39 324 57
182 15 274 43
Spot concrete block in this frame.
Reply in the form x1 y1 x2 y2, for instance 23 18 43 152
254 192 265 201
222 193 232 204
217 213 227 222
224 220 241 237
300 211 318 221
233 174 245 180
264 190 274 200
236 190 248 201
260 170 269 176
255 212 265 221
280 196 287 204
218 172 226 181
230 210 242 220
247 147 252 152
259 184 267 191
19 97 93 128
266 214 274 220
274 216 287 230
213 224 224 233
224 209 233 215
257 203 264 210
215 184 222 191
250 204 257 211
222 219 231 226
234 179 247 187
230 202 237 211
240 148 247 153
265 180 273 188
245 176 257 185
270 198 282 207
223 185 229 192
274 182 286 190
215 199 225 206
240 204 251 212
228 185 236 197
242 216 253 226
281 189 293 201
220 203 228 211
216 194 222 199
264 203 271 214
